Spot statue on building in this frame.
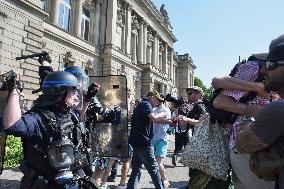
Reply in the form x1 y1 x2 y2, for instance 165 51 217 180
160 4 169 21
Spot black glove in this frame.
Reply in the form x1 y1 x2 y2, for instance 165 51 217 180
1 71 22 93
32 66 53 94
84 83 100 102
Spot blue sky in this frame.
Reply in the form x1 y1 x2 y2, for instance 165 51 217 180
154 0 284 87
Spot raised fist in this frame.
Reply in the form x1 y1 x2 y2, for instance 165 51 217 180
84 83 100 102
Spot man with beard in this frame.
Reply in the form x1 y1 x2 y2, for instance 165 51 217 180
236 34 284 189
212 57 276 189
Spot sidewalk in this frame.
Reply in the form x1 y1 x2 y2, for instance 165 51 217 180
0 140 189 189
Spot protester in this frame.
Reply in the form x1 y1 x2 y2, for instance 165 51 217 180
127 91 172 189
152 94 172 187
236 34 284 189
212 56 277 189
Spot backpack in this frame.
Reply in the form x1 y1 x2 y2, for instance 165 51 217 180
208 58 264 124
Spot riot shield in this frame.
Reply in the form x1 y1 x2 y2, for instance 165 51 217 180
0 72 9 175
88 75 128 158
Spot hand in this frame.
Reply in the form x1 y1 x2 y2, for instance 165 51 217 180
177 115 187 122
171 117 178 126
198 113 209 123
245 103 263 118
255 82 270 98
84 83 100 102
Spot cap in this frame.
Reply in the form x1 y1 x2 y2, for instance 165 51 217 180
253 34 284 61
186 86 204 95
146 90 164 101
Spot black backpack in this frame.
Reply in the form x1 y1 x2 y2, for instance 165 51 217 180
208 58 264 124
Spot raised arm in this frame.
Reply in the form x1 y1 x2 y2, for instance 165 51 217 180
3 89 22 128
211 76 269 98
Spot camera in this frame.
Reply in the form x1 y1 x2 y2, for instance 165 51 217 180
165 93 185 108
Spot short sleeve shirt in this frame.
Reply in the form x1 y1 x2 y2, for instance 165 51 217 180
252 100 284 148
222 61 273 148
152 105 171 141
5 112 45 141
129 99 153 148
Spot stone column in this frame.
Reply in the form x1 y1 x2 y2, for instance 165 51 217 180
163 43 168 72
105 0 117 44
50 0 60 25
99 0 107 45
131 34 137 63
170 49 174 80
143 22 147 64
125 4 132 55
74 0 83 36
137 19 144 64
152 32 157 66
93 0 101 45
157 39 160 69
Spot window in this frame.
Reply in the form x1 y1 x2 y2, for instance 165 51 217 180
81 7 90 40
39 0 46 10
58 0 72 31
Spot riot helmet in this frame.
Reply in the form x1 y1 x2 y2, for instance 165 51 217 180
42 71 83 109
64 66 89 92
64 66 89 109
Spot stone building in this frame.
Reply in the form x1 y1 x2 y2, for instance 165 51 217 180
0 0 195 105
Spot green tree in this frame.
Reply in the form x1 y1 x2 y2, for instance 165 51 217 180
194 77 213 101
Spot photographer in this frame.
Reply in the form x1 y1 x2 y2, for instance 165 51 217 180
169 86 207 166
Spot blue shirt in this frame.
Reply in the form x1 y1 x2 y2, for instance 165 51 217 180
5 112 46 141
129 99 153 148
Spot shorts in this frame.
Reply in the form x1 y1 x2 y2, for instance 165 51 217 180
153 139 168 158
93 158 109 169
109 144 133 161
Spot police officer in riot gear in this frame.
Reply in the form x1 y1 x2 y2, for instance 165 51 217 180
3 70 99 189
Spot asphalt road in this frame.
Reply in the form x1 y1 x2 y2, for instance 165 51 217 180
0 140 189 189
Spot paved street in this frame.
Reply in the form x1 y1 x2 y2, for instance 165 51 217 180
0 140 189 189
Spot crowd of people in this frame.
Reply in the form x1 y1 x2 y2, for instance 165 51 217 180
1 33 284 189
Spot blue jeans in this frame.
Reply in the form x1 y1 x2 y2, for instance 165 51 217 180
127 146 166 189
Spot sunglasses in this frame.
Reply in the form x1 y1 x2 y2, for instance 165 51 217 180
265 60 284 70
187 90 198 95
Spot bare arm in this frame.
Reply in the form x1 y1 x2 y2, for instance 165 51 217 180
148 112 172 125
3 89 22 129
213 93 248 115
213 93 263 116
211 76 269 98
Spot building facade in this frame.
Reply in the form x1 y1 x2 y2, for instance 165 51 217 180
0 0 195 104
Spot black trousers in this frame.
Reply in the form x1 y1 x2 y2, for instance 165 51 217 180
174 132 189 154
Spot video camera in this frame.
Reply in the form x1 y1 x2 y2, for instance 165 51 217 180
15 51 53 94
165 93 185 108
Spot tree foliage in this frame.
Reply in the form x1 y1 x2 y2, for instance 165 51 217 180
194 77 213 101
4 135 23 167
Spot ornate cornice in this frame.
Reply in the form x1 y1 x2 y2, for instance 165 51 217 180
138 0 177 42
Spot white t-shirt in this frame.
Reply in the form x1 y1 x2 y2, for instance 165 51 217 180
152 104 171 141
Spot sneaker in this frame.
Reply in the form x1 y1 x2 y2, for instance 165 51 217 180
99 183 109 189
163 180 171 188
117 184 127 189
172 154 177 166
107 175 116 182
